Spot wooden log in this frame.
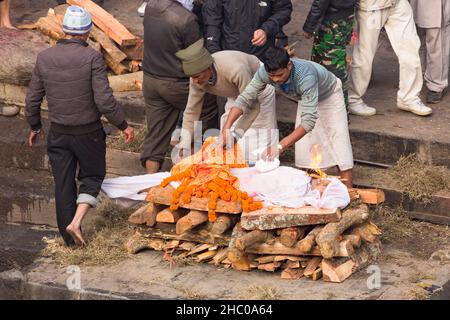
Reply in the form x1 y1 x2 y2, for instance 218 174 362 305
140 203 164 227
212 249 229 265
137 223 230 246
179 241 197 251
311 267 323 281
87 38 101 52
281 268 304 280
197 250 218 262
128 203 151 225
108 71 143 92
246 240 354 257
156 208 185 223
120 38 144 60
147 185 241 214
227 223 251 271
297 225 324 253
67 0 137 46
89 25 127 63
103 51 128 75
283 261 301 269
349 188 385 205
125 232 151 254
176 210 208 234
257 262 281 272
351 222 378 243
235 230 271 251
241 206 341 231
303 257 322 277
280 227 306 248
211 214 238 235
315 204 369 259
322 259 355 283
126 60 141 73
343 234 362 248
255 256 276 264
163 240 180 251
36 16 65 40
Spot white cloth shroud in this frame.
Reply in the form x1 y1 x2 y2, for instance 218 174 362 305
101 166 350 209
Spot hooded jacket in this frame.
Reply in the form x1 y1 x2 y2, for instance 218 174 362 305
303 0 357 34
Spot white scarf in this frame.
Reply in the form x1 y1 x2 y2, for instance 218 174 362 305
177 0 194 11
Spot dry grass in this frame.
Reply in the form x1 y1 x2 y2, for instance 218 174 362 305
41 199 135 266
240 285 281 300
370 205 419 243
383 154 450 203
106 126 148 153
406 288 431 300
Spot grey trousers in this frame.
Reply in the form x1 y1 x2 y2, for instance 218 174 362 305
418 25 450 92
141 73 218 165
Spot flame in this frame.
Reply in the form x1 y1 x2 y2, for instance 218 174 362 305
310 144 327 178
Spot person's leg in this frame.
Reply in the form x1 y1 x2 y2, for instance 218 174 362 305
312 15 355 109
0 0 15 29
348 9 385 115
338 168 353 188
141 75 186 173
384 0 428 111
67 128 107 246
47 130 78 246
424 26 449 103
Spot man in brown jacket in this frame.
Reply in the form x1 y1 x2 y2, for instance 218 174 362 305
141 0 218 173
25 6 134 247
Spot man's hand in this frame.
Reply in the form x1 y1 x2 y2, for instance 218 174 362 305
28 130 44 148
122 126 135 143
252 29 267 46
261 144 283 161
303 31 313 39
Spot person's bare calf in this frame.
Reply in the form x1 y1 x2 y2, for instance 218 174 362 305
66 203 91 247
0 0 16 29
145 160 160 174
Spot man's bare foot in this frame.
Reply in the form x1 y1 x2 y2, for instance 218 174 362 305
66 224 86 247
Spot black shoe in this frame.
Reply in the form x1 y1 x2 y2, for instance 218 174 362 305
426 89 446 104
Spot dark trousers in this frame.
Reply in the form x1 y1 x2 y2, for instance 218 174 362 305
141 73 219 165
47 129 106 246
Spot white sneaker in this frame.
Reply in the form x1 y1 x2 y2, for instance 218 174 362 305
137 2 147 17
349 101 377 116
0 105 20 117
397 99 432 116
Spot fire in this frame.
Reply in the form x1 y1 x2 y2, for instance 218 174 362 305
310 144 327 178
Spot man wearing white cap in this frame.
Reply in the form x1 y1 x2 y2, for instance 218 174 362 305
25 6 134 247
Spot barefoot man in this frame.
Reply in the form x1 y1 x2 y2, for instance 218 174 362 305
25 6 134 246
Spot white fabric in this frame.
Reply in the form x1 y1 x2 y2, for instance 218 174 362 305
294 79 354 171
231 166 350 209
349 0 423 105
220 85 278 163
101 172 170 201
177 0 194 11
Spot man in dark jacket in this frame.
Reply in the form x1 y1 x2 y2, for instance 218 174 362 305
141 0 218 173
202 0 293 59
303 0 356 108
25 6 134 247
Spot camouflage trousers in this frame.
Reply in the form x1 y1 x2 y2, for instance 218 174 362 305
311 15 355 108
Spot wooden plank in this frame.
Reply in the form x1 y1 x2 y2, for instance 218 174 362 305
241 205 341 231
187 244 212 256
197 250 217 262
303 257 322 277
163 240 180 251
349 188 385 205
179 241 197 251
103 51 128 75
67 0 137 46
311 267 323 281
322 259 355 283
255 256 276 264
108 71 143 93
146 185 242 214
212 249 229 265
283 261 301 269
257 262 281 272
137 223 230 246
281 268 304 280
89 25 127 63
246 240 353 258
120 38 144 60
176 210 208 235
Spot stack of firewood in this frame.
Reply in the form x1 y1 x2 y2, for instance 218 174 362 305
21 0 143 91
125 182 384 283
